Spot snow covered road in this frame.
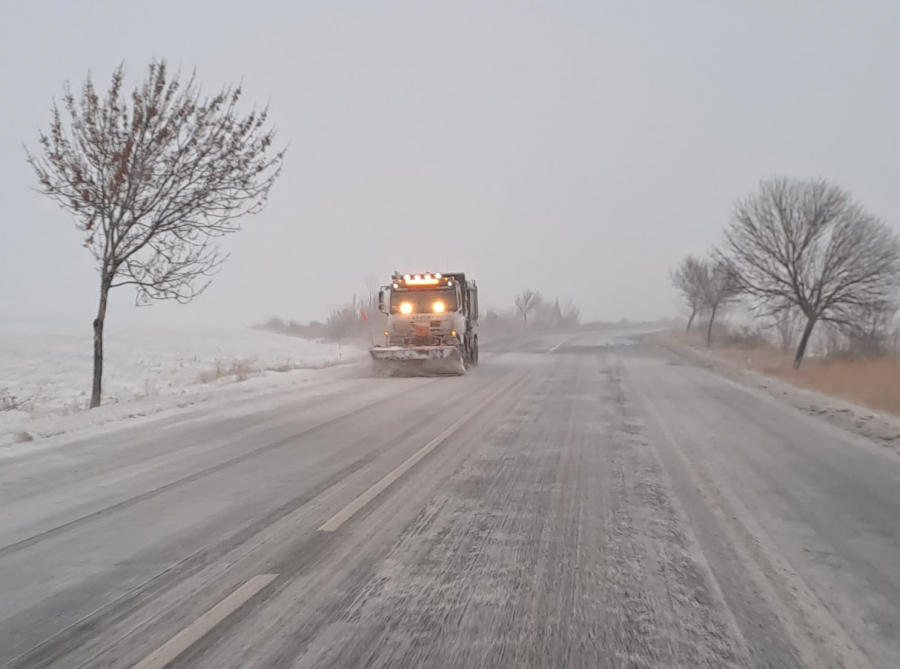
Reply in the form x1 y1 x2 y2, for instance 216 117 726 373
1 331 899 667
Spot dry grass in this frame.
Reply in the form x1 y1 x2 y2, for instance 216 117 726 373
0 388 42 413
714 343 900 418
196 359 311 385
196 359 259 384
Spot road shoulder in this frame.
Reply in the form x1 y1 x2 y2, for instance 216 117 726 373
650 332 900 454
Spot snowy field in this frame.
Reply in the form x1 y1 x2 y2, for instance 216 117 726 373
0 319 364 446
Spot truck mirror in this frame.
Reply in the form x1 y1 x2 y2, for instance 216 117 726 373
378 288 387 314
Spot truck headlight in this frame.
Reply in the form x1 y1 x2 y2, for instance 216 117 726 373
399 302 413 315
432 301 445 313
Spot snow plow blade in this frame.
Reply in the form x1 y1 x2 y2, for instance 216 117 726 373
369 346 466 377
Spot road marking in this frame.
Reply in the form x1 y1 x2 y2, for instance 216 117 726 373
548 339 569 353
132 574 277 669
318 376 522 533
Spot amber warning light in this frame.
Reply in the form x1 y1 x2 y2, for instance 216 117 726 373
397 273 444 287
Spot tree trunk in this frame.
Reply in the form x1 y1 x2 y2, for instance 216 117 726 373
685 309 697 333
706 304 718 348
793 316 817 369
91 281 110 408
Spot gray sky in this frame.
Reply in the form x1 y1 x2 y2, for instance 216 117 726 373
1 1 898 327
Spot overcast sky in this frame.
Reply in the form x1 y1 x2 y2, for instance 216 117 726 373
1 1 898 328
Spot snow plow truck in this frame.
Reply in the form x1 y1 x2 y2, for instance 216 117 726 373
370 272 479 376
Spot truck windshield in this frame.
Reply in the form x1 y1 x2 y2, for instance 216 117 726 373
391 289 458 314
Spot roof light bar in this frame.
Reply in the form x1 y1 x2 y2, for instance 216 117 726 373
392 272 449 287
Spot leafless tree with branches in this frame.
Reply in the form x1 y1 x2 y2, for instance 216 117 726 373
721 177 900 367
514 289 542 330
560 298 581 328
364 274 380 311
703 260 742 347
670 255 709 332
770 302 801 353
834 300 899 358
26 60 285 406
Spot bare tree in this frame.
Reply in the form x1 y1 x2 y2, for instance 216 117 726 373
721 177 900 367
364 274 380 310
560 298 581 328
514 289 542 330
836 300 898 358
670 255 709 332
770 303 801 353
26 61 284 406
703 260 741 347
326 295 365 360
532 297 562 330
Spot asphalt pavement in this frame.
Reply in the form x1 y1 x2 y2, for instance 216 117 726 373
2 330 899 668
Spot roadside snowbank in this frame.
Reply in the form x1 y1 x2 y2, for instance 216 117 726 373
0 319 365 446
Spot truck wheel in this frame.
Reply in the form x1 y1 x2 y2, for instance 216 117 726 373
463 335 474 367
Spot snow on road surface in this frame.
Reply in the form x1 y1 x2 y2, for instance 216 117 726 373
2 332 900 667
0 319 364 447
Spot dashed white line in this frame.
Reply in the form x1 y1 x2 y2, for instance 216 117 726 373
132 574 277 669
548 339 569 353
318 375 524 533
